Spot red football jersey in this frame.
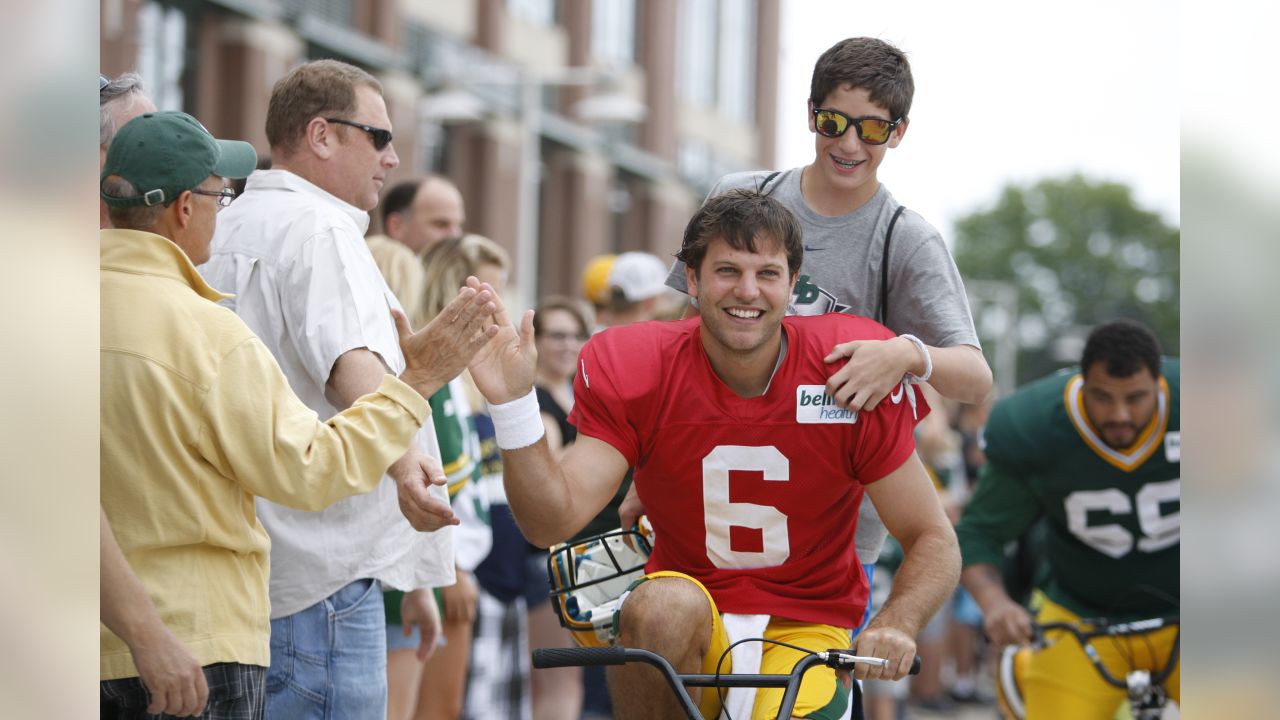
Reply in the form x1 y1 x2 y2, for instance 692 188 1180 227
569 314 928 628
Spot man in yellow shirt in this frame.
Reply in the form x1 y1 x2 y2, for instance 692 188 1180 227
99 111 499 718
98 72 213 719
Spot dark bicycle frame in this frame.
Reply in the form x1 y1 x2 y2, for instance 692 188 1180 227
533 645 920 720
1035 615 1179 718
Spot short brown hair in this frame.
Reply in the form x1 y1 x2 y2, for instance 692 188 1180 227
676 189 803 278
265 59 382 155
810 37 914 121
102 175 165 230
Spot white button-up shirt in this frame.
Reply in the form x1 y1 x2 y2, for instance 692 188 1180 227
200 168 454 618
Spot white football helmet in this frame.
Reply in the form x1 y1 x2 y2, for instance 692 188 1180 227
547 522 654 647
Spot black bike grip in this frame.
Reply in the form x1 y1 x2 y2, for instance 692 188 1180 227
532 646 627 669
909 656 922 675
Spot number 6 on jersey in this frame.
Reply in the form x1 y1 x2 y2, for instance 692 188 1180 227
702 445 791 569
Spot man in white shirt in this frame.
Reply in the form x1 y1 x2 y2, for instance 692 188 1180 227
199 59 455 719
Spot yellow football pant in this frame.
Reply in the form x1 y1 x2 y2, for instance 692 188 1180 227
1024 597 1179 719
641 571 850 720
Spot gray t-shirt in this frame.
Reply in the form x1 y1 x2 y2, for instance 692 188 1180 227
668 167 980 563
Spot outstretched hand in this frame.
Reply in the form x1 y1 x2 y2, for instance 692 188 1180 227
389 448 459 531
464 276 539 405
823 336 915 412
394 283 500 399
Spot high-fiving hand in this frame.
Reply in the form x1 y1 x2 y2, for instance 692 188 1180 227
464 276 539 405
394 283 500 399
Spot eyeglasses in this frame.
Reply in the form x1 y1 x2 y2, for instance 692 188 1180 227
99 74 110 92
811 107 903 145
190 187 237 208
540 331 589 343
325 118 393 151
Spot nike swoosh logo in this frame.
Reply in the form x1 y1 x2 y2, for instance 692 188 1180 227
803 245 825 252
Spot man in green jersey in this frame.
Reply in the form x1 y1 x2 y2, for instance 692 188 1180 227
957 320 1179 719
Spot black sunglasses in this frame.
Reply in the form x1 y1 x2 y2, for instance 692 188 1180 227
325 118 393 151
812 107 903 145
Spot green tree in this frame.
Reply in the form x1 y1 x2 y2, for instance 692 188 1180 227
953 175 1179 386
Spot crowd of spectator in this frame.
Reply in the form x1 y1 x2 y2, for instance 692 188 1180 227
100 35 1015 720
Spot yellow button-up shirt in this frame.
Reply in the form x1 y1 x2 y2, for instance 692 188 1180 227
100 229 430 680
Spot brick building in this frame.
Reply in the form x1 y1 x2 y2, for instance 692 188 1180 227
100 0 780 308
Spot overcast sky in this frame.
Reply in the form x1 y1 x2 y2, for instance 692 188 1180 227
777 1 1180 240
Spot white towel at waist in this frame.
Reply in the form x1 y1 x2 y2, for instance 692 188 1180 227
718 613 771 720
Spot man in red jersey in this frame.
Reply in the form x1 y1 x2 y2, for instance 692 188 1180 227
469 190 959 720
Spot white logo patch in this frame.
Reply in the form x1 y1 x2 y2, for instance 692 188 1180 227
1164 431 1180 463
795 385 859 424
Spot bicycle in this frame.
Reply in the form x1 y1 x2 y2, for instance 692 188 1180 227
996 615 1179 720
532 643 921 720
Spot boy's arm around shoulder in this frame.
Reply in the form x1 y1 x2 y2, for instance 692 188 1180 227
877 213 993 405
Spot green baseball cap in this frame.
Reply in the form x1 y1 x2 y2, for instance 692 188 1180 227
101 111 258 208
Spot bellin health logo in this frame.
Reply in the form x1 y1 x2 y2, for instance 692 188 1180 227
795 385 859 424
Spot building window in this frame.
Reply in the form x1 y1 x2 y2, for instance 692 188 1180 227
677 138 713 190
678 0 756 118
508 0 557 26
281 0 355 25
591 0 635 68
136 1 188 112
609 175 634 252
677 0 717 107
717 0 755 123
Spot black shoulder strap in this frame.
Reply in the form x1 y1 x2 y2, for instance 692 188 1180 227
878 205 907 325
756 171 782 195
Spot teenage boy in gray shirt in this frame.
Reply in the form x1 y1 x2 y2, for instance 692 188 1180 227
654 37 992 596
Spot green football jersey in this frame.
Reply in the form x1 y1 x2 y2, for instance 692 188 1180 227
429 378 478 500
957 359 1180 620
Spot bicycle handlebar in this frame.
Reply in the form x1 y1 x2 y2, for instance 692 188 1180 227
1034 616 1179 689
1037 616 1177 642
533 645 628 668
532 646 921 675
533 645 920 720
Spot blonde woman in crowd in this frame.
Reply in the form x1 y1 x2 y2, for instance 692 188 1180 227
372 234 507 720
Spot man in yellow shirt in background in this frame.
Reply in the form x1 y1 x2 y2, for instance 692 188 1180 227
99 111 499 718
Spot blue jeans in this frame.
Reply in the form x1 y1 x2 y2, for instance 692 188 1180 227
265 579 387 720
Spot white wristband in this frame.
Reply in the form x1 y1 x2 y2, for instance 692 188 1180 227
489 389 546 450
900 334 933 384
